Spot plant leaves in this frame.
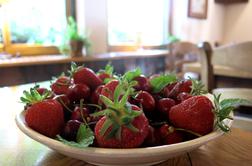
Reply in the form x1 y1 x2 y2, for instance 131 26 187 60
220 98 251 109
149 74 177 93
57 124 94 148
122 68 142 82
104 63 114 75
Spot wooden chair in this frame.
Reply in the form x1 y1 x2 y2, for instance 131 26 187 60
198 41 252 131
166 41 201 78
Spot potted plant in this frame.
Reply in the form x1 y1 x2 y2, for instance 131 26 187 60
64 17 91 57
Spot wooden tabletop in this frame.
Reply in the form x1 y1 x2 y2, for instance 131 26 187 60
1 83 252 166
0 50 168 68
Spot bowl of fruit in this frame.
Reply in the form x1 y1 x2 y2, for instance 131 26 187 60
16 63 245 166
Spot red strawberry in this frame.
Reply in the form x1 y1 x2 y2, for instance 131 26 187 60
158 124 183 145
25 99 64 138
169 96 214 135
94 82 149 148
167 80 192 98
95 105 149 148
51 76 71 95
100 79 119 101
98 73 111 82
73 67 102 90
91 85 104 104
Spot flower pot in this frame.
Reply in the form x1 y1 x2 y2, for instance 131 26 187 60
70 40 84 57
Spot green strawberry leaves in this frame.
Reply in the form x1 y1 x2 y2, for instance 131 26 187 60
213 94 251 132
20 87 50 104
150 74 177 93
57 124 94 148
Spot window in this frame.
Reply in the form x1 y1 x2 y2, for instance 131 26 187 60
107 0 170 47
0 0 74 56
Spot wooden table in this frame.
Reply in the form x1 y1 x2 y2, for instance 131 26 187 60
1 83 252 166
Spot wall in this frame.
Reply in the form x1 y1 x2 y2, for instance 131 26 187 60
223 1 252 44
77 0 108 55
172 0 225 46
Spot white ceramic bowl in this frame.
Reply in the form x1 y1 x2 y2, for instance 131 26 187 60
16 110 232 166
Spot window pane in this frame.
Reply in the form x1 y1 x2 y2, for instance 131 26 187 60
6 0 67 46
0 8 3 43
108 0 169 46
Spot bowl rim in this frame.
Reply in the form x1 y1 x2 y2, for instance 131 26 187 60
15 110 233 157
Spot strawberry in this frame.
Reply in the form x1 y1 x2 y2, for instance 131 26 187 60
21 88 64 138
165 80 192 99
51 76 71 95
93 82 149 148
100 79 119 101
91 85 104 104
169 96 214 135
97 63 114 83
70 63 102 90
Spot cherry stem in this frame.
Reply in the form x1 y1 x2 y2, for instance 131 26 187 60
80 99 88 125
175 128 202 137
58 97 72 113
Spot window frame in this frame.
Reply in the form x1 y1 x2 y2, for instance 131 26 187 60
0 0 75 56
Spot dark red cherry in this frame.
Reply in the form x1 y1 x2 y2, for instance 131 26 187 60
67 84 91 103
61 120 82 141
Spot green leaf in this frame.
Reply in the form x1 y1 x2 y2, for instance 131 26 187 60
220 98 251 109
190 78 208 95
122 68 142 82
57 124 94 148
150 74 177 93
99 95 114 108
104 63 114 75
214 94 251 133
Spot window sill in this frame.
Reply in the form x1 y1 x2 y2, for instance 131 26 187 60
0 50 168 68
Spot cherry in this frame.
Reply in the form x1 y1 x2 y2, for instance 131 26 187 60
67 84 91 103
135 91 155 112
133 75 151 92
61 120 82 141
54 94 71 108
158 124 183 145
71 106 90 122
177 92 192 103
162 82 177 98
157 98 176 117
143 125 160 146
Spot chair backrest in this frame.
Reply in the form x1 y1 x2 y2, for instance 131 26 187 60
166 41 200 77
211 41 252 72
198 41 252 92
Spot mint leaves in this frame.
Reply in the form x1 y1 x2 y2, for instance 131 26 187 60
122 68 142 82
149 74 177 93
57 124 94 148
214 94 251 132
